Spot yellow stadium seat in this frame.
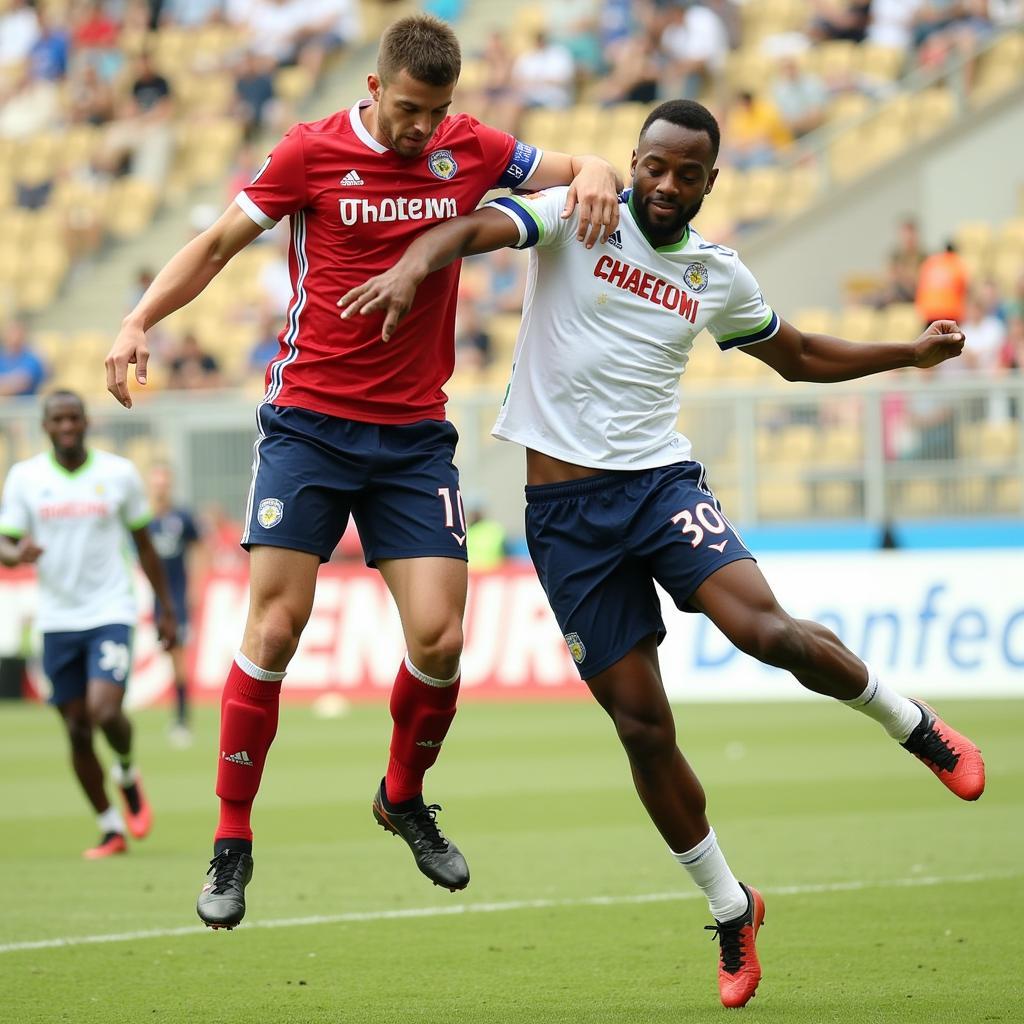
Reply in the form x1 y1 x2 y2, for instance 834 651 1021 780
911 87 957 140
880 303 923 341
857 45 905 84
792 308 836 336
896 480 943 516
836 306 880 343
274 66 315 104
758 478 811 519
819 427 863 465
995 475 1022 513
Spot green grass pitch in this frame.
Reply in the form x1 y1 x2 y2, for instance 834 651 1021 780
1 697 1021 1023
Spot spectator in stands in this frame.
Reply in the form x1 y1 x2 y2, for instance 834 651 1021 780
723 90 793 169
511 30 577 123
867 0 925 50
1000 315 1024 373
72 0 122 81
234 50 277 140
659 0 730 100
904 366 957 459
772 56 829 138
96 52 174 186
14 155 53 211
28 7 71 82
598 26 661 105
258 227 293 320
465 504 507 571
0 67 61 139
169 332 222 390
478 247 527 317
809 0 872 43
1001 272 1024 323
454 305 492 374
0 0 40 68
871 215 925 307
470 29 516 131
69 61 117 126
248 315 282 373
915 241 968 328
960 291 1006 372
0 321 47 397
161 0 227 28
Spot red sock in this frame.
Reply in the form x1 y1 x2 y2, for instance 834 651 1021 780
214 659 283 843
386 658 460 804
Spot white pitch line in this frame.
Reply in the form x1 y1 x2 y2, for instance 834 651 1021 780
0 870 1015 956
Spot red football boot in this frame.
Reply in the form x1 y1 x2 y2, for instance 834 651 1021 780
83 832 127 860
705 883 766 1009
119 772 153 839
902 700 986 801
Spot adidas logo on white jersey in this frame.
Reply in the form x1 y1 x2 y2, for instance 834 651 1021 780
340 170 364 186
222 750 254 766
607 230 622 249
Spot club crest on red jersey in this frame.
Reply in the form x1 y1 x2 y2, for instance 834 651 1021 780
427 149 458 180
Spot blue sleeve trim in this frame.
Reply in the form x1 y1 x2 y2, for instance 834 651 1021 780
718 310 781 351
495 140 541 190
490 197 540 249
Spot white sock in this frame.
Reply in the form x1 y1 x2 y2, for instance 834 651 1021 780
98 805 125 835
841 666 923 742
110 761 136 786
671 828 748 922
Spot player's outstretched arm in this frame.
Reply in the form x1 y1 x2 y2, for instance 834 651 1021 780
745 318 965 383
526 152 623 248
0 535 43 568
105 203 263 408
131 526 177 650
338 208 521 343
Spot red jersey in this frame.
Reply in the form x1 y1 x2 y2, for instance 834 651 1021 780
236 101 542 423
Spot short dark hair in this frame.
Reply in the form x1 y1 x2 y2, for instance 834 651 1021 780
377 14 462 87
640 100 720 161
43 389 85 415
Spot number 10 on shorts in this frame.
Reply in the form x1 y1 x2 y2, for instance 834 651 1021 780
438 486 466 536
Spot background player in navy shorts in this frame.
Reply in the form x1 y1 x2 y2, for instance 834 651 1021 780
104 14 622 929
0 392 176 859
147 460 205 747
343 99 987 1009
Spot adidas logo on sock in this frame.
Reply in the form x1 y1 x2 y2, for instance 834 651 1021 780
415 739 443 748
223 750 254 766
340 170 364 186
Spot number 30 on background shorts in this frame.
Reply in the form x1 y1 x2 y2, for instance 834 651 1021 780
42 624 134 705
242 404 470 565
525 461 754 680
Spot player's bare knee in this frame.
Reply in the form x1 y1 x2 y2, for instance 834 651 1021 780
64 717 93 752
410 620 463 677
614 707 676 768
246 607 304 667
740 613 803 669
87 699 120 731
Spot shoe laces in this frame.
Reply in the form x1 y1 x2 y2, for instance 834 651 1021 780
206 850 245 894
406 803 450 853
907 719 959 772
705 918 749 975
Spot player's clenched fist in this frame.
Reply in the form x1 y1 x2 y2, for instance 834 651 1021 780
912 320 966 369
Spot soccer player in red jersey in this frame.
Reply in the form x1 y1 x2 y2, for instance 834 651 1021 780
104 15 621 930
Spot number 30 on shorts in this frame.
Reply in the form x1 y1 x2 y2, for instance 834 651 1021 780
670 501 727 548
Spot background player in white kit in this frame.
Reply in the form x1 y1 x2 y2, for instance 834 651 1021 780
342 100 986 1009
0 391 176 858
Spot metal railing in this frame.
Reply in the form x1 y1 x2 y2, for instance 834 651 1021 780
2 373 1022 531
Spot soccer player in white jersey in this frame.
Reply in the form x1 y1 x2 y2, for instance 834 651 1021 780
0 391 177 858
341 100 986 1009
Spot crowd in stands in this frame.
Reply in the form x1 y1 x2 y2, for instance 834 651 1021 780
0 0 362 318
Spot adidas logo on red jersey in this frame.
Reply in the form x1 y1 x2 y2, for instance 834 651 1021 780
340 170 364 186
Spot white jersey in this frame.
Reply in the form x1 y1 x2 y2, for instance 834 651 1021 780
487 187 780 468
0 449 151 632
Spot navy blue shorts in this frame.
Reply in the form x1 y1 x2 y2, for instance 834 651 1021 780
525 461 754 680
42 624 134 706
242 405 469 566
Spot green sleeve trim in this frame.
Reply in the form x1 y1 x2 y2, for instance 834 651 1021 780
0 526 26 539
506 195 546 242
127 513 152 532
717 310 774 344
